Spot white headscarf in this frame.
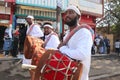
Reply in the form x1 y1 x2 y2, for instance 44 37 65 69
43 24 53 29
65 5 81 16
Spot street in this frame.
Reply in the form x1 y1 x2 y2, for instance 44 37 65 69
0 53 120 80
96 75 120 80
90 53 120 80
0 58 30 80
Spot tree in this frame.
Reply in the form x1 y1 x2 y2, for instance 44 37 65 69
97 0 120 37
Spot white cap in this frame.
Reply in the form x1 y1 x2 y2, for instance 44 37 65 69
26 15 34 19
65 5 81 16
43 24 53 29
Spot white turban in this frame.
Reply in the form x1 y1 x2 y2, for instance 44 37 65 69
43 24 53 29
65 5 81 16
26 15 34 19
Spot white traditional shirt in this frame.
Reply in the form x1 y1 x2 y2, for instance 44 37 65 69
4 25 12 39
95 37 101 46
59 28 93 80
115 41 120 48
44 32 60 50
26 23 43 37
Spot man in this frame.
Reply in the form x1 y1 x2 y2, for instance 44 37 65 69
94 35 101 53
12 26 20 57
43 23 60 50
104 36 110 54
58 5 93 80
22 15 44 65
115 39 120 56
3 24 12 57
26 15 43 38
18 24 27 55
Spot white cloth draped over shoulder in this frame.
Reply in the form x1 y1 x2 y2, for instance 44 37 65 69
59 28 93 80
26 23 43 37
44 32 60 50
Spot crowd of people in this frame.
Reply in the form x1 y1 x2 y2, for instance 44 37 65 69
92 34 120 56
2 23 27 57
92 35 111 55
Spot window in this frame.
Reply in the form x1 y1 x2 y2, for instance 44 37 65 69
86 0 102 4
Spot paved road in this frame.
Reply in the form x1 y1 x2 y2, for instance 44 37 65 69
0 58 30 80
96 75 120 80
90 54 120 80
0 53 120 80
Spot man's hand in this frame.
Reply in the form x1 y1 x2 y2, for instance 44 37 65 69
57 42 65 49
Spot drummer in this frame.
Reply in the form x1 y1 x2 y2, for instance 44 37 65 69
58 5 93 80
42 23 60 50
22 15 44 65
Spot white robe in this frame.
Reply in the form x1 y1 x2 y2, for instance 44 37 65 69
44 32 60 50
26 24 43 37
59 28 93 80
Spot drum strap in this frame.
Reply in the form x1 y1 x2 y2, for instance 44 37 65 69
27 24 35 35
80 24 95 40
63 24 94 45
63 26 81 45
43 32 58 48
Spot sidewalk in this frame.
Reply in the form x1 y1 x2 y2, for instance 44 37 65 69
90 53 120 80
0 53 16 59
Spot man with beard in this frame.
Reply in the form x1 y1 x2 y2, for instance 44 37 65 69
42 23 60 50
58 5 93 80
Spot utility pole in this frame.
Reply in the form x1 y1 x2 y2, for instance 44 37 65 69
56 0 62 34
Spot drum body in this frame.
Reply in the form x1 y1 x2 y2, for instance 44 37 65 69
24 36 45 59
23 36 45 80
34 50 83 80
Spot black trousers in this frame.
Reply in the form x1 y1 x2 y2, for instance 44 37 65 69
11 37 19 57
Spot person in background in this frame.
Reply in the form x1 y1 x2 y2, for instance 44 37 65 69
58 5 93 80
99 36 106 54
94 35 101 53
37 21 43 28
3 24 13 57
42 23 60 50
91 41 97 55
114 39 120 56
11 26 20 57
104 36 110 54
18 24 27 55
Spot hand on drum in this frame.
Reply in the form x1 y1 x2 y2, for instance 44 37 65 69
57 42 65 49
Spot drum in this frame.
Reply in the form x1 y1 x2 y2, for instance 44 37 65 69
23 36 45 80
33 50 83 80
24 36 45 59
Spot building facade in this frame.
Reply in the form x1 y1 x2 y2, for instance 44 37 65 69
68 0 104 30
0 0 15 50
15 0 68 24
0 0 15 27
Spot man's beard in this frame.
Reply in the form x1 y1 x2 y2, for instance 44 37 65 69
65 16 78 27
44 32 49 35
